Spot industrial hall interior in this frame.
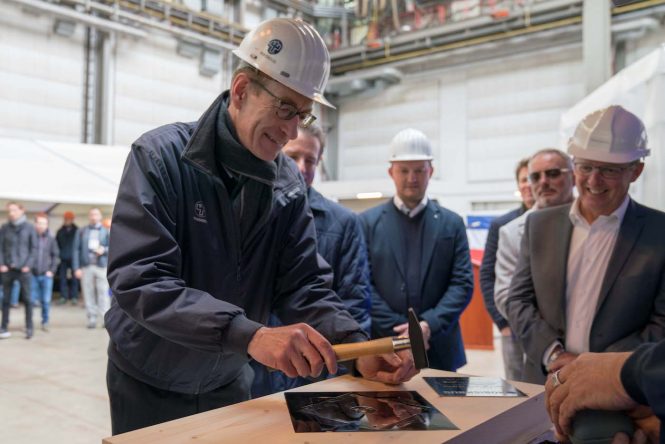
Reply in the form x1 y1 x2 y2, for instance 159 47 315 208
2 0 665 443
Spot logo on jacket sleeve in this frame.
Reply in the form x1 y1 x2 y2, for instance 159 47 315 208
193 201 207 223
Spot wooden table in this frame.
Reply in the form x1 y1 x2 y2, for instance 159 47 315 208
103 369 550 443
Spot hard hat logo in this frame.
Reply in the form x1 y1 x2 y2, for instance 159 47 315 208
233 18 335 109
267 39 283 55
389 128 434 162
568 105 650 164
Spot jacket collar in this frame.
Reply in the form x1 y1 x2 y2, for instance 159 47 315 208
10 214 26 227
181 91 278 187
307 187 327 211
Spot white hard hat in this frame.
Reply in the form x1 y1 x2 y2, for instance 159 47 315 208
567 105 650 163
233 18 335 109
389 128 434 162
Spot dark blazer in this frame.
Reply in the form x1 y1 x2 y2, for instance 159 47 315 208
72 224 110 270
506 200 665 383
361 199 474 371
479 206 525 329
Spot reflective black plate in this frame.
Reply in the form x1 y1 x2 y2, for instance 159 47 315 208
284 390 458 433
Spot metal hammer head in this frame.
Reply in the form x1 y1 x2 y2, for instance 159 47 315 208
407 308 429 370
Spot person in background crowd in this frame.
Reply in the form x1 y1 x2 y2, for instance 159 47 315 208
506 106 665 384
479 157 534 381
361 128 474 371
31 213 59 332
73 208 110 329
56 211 79 306
0 202 37 339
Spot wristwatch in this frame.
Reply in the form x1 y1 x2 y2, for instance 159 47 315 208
547 345 565 367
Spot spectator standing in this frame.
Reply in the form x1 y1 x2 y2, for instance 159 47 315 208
360 128 474 371
31 213 59 331
0 202 37 339
56 211 79 305
73 208 110 329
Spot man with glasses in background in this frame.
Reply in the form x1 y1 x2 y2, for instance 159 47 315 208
505 106 665 384
104 18 417 435
493 148 574 381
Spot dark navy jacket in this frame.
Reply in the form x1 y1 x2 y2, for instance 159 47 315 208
105 92 366 395
56 224 78 261
622 340 665 442
479 206 525 329
361 200 474 371
308 187 371 331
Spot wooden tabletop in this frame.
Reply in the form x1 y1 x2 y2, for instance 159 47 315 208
103 369 550 443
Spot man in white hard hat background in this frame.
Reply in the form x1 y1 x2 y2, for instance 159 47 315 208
360 128 474 371
505 105 665 385
105 18 417 435
493 148 575 382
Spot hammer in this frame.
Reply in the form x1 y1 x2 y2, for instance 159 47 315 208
332 308 429 369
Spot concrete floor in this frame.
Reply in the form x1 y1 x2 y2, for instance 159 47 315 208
0 302 110 444
0 302 505 444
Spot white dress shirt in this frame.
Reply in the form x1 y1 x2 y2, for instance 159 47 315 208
393 195 428 218
564 195 630 354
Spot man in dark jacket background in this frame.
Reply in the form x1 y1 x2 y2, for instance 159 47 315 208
282 124 372 333
105 18 417 435
56 211 78 305
31 213 59 332
251 124 373 396
478 157 533 380
0 201 37 339
361 128 474 371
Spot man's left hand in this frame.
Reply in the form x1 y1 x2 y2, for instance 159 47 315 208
356 349 419 385
21 266 30 273
393 320 431 350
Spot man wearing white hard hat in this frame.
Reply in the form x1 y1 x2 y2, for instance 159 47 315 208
104 18 417 435
505 105 665 386
360 128 474 371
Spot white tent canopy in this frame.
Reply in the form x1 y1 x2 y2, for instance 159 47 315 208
0 137 129 215
560 44 665 211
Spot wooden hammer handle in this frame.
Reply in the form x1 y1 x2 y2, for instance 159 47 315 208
332 337 394 361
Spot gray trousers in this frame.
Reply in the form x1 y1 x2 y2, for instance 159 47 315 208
501 333 526 382
81 265 110 325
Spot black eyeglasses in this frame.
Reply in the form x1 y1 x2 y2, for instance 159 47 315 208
528 168 571 183
573 162 636 179
250 79 316 128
